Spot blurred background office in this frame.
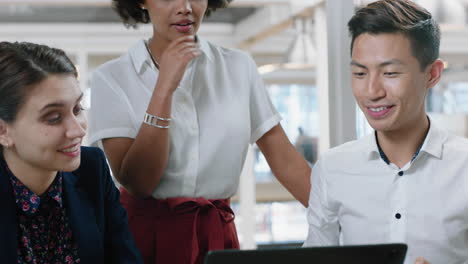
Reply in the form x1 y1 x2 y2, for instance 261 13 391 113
1 0 468 249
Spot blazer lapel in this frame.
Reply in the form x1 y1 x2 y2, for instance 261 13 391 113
63 171 103 263
0 163 18 262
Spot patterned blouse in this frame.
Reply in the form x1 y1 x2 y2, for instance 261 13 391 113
6 163 81 264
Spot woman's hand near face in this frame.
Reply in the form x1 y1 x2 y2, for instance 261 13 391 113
109 35 200 197
156 35 200 96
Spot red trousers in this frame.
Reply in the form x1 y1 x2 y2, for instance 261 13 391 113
120 188 240 264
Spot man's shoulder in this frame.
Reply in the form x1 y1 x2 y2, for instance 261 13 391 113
316 136 373 173
321 136 371 161
443 132 468 154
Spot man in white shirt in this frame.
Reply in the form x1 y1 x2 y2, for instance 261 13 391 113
304 1 468 264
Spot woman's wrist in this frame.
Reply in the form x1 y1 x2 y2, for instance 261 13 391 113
153 79 175 99
147 87 173 119
156 82 178 97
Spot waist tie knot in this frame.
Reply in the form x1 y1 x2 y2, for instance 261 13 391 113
167 197 235 264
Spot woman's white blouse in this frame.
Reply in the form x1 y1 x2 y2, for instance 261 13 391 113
89 38 281 199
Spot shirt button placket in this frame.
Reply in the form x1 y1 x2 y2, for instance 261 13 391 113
389 168 407 242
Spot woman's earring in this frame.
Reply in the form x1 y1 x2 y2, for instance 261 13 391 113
141 5 147 10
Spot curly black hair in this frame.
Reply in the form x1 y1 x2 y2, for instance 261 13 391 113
112 0 232 28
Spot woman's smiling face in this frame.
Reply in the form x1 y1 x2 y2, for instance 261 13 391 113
4 74 87 175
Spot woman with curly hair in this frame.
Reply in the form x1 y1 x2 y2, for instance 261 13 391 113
89 0 311 263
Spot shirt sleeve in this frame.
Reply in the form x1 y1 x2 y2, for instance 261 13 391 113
88 69 138 147
247 55 282 144
303 158 340 246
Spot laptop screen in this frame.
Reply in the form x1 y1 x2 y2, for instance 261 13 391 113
204 243 407 264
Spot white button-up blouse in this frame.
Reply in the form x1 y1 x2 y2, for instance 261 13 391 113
89 37 281 199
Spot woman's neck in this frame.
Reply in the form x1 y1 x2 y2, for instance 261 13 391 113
3 151 57 195
148 34 169 63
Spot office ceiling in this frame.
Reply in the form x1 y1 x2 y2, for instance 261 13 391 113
1 0 468 82
0 5 256 24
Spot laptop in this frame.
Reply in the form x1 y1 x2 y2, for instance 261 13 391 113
204 243 407 264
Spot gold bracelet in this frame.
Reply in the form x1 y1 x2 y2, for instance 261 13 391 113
143 112 171 129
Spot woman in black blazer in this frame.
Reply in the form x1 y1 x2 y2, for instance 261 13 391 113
0 41 142 263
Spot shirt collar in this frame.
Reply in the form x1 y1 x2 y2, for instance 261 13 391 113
418 116 447 159
5 162 64 216
130 35 214 74
364 115 447 162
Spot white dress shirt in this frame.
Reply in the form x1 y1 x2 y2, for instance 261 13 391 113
304 121 468 264
89 37 281 199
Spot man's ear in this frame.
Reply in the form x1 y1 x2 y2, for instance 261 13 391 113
0 119 12 148
426 59 444 89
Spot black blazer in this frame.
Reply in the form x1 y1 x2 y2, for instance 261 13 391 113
0 147 143 263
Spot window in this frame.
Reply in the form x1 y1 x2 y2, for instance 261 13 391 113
241 83 318 246
255 84 319 182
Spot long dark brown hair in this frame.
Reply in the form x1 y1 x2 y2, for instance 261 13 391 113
0 41 77 124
